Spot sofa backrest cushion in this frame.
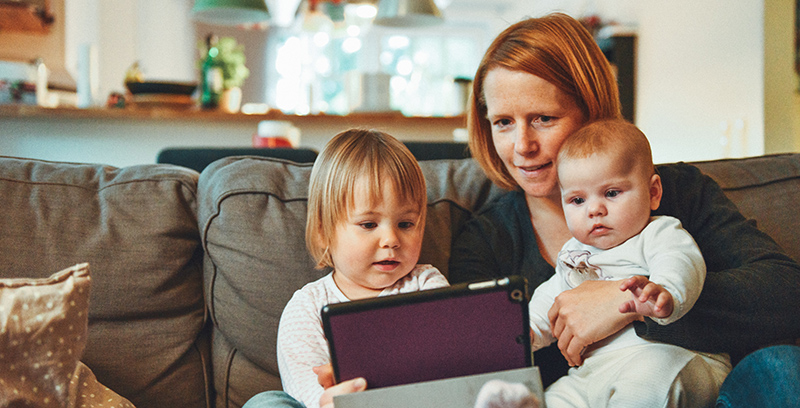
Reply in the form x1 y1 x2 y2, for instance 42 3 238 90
691 153 800 263
0 156 209 408
198 156 503 408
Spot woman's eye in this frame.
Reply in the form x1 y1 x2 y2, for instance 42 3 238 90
539 116 553 123
493 118 512 129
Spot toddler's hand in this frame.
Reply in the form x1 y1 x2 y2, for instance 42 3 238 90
314 364 367 408
618 276 674 319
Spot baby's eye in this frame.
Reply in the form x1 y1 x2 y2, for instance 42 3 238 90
569 197 585 205
399 221 415 229
359 222 377 229
605 190 621 198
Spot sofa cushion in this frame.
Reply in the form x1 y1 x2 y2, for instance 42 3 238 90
0 156 208 408
198 156 503 408
691 153 800 262
0 263 135 408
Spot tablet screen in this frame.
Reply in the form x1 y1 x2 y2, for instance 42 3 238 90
321 276 531 389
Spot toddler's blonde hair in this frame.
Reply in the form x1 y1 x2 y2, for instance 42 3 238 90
305 129 427 269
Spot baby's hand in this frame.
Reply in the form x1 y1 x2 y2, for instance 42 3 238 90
618 276 674 319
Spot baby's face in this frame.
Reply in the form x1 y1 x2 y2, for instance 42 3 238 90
558 152 660 249
329 178 424 299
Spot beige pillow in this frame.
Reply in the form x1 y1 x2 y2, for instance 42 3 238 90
0 263 134 408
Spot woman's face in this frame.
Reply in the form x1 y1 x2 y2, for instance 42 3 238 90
483 68 587 199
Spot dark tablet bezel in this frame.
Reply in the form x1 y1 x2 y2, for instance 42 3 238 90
321 275 531 389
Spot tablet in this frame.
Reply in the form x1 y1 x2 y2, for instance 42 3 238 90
321 276 531 389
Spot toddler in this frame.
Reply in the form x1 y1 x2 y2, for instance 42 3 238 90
275 129 449 408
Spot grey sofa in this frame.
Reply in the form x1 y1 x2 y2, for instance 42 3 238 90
1 152 798 408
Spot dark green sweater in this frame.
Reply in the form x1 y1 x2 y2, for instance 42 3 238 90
449 162 800 386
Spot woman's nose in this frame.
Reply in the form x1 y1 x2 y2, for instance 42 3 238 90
514 126 539 156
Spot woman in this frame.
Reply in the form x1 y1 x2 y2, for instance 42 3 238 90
448 11 800 405
255 12 800 407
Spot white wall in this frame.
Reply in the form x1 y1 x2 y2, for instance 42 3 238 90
636 0 767 162
65 0 196 102
485 0 795 163
4 0 798 167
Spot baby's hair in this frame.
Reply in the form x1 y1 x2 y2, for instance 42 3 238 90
305 129 427 269
558 118 655 178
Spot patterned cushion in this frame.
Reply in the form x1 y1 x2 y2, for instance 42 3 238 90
0 263 135 408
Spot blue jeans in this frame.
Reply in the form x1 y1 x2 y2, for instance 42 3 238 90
242 391 305 408
716 345 800 408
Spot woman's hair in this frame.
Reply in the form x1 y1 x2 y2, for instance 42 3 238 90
305 129 427 269
557 119 655 179
468 12 622 190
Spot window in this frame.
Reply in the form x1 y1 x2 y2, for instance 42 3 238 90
265 6 487 116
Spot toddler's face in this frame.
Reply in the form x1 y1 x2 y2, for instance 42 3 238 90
558 152 660 250
329 178 424 299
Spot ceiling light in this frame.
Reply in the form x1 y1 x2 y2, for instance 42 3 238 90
373 0 443 27
192 0 271 26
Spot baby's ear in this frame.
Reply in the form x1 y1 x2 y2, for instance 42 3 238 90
649 173 663 211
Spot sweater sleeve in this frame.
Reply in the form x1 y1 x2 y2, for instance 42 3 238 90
638 163 800 358
276 289 330 408
528 274 560 350
639 216 706 325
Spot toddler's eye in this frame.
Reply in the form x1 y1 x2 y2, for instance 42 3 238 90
606 190 621 198
360 222 377 229
570 197 585 205
399 221 415 229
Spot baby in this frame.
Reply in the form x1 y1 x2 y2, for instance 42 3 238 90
529 119 731 407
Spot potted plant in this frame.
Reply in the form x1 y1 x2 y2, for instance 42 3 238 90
198 35 250 112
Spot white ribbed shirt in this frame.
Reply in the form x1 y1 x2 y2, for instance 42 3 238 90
276 265 449 408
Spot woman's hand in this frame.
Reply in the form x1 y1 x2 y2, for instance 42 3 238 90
547 279 641 366
314 364 367 408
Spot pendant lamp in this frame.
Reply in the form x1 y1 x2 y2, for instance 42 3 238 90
373 0 442 27
192 0 271 25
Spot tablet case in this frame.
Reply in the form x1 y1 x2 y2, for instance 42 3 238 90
321 276 531 389
333 366 544 408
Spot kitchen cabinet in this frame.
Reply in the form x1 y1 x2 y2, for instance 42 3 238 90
0 0 54 33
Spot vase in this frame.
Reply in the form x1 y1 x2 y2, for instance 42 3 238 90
220 87 242 113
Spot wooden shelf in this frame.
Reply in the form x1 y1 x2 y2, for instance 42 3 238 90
0 1 54 33
0 104 466 126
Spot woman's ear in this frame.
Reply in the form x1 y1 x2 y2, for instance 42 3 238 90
649 173 663 211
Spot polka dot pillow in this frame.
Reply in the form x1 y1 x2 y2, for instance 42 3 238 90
0 263 135 408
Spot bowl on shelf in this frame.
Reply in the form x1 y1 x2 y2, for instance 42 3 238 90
125 81 197 109
125 81 197 96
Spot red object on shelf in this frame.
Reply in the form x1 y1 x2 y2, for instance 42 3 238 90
253 120 300 148
252 134 293 148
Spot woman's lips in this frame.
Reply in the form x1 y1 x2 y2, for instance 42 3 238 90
517 161 552 174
